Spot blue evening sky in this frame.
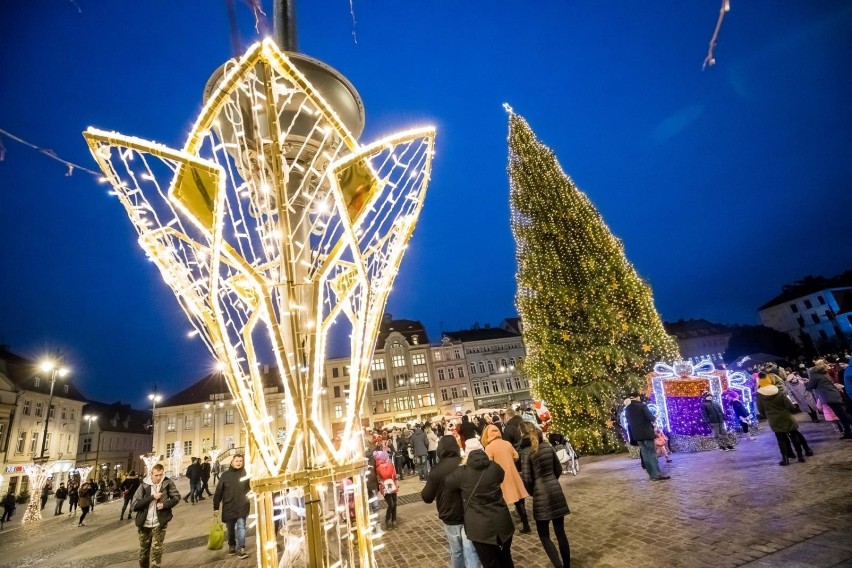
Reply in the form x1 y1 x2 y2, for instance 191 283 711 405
1 1 850 406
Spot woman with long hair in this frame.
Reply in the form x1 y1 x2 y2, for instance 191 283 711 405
518 421 571 567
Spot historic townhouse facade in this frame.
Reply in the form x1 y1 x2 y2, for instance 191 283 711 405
0 347 87 497
76 401 152 482
431 336 475 418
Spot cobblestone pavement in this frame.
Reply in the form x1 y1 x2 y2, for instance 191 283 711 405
0 415 849 567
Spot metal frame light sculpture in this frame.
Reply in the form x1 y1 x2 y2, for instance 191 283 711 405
21 461 55 524
84 39 434 567
140 454 161 476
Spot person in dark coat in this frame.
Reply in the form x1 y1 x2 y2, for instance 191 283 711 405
119 471 141 520
200 456 213 497
458 415 478 447
365 452 380 513
422 435 479 568
132 464 181 566
807 361 852 439
388 431 408 481
446 438 516 568
2 492 16 522
183 457 202 504
624 393 670 481
700 393 735 451
411 424 430 481
502 408 524 449
213 454 251 558
54 482 68 515
757 376 813 465
519 421 570 568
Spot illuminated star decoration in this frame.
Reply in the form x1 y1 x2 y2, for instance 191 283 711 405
84 38 434 568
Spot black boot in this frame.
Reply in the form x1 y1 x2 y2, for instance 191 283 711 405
779 456 790 466
516 500 531 533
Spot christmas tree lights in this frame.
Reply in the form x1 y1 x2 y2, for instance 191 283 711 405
84 39 433 567
506 106 679 454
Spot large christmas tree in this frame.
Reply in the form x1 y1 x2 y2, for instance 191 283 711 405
507 108 679 454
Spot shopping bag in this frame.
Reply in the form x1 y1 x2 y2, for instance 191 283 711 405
207 515 225 550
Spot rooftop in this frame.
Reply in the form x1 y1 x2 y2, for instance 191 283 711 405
759 270 852 311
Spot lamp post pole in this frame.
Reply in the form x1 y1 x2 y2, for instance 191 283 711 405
38 360 69 460
83 414 98 464
148 393 162 453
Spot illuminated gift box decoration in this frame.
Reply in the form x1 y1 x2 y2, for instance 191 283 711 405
645 360 755 452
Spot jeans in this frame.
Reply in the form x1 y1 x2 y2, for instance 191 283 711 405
55 498 65 515
637 440 662 479
416 455 428 480
441 521 479 568
225 517 247 549
710 422 730 448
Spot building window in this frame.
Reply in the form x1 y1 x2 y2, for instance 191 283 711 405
203 413 212 427
505 378 514 391
413 372 429 385
509 357 516 366
373 377 388 392
438 369 445 381
44 432 52 453
412 353 426 366
817 296 825 305
334 386 341 398
487 360 495 373
166 442 175 456
49 404 55 419
473 382 481 396
433 350 443 362
811 314 820 324
478 362 486 373
420 392 436 407
225 409 235 424
790 304 799 313
458 366 465 378
343 385 351 399
82 436 92 453
491 379 500 393
332 367 339 378
440 389 449 402
451 386 459 399
804 299 813 309
501 358 508 369
167 417 176 432
23 400 31 415
226 435 235 449
453 348 461 359
30 432 39 454
461 386 469 398
797 316 805 328
392 354 406 368
70 409 75 421
184 416 194 430
448 367 455 380
66 434 72 453
184 440 192 455
483 382 491 394
372 358 385 371
515 377 523 390
469 363 476 375
61 407 67 420
343 366 349 376
34 402 43 418
16 431 26 454
818 330 828 341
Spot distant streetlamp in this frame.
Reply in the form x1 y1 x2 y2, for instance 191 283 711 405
148 393 162 452
204 400 225 449
83 414 98 465
38 360 69 460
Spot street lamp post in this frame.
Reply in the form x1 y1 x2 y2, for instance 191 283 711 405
148 393 162 453
83 414 98 465
204 401 225 449
38 360 69 460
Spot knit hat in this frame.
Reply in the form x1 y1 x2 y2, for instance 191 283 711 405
480 424 502 447
757 376 773 388
464 438 483 453
372 450 388 462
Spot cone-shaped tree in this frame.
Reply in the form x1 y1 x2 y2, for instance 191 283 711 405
507 107 679 454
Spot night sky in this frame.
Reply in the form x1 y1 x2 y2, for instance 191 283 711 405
1 1 850 408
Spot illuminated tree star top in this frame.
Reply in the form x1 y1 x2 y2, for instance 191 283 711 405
83 39 435 476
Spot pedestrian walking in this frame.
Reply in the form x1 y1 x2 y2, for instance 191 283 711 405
786 369 819 422
701 392 736 451
422 435 479 568
78 481 94 526
757 375 813 465
502 408 524 449
40 481 52 510
183 457 202 504
213 454 251 559
1 492 16 522
518 421 571 568
68 483 79 516
120 471 142 520
807 361 852 439
200 456 213 497
375 450 399 530
446 438 516 568
54 482 68 515
411 423 430 481
427 426 440 470
481 424 531 534
388 431 407 481
132 463 181 567
624 393 670 481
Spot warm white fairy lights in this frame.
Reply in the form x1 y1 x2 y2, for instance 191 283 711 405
140 454 161 476
21 461 55 524
84 38 434 567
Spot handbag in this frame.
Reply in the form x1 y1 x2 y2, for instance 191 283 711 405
207 515 225 550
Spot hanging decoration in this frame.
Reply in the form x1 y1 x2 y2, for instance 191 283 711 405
0 128 102 177
83 38 434 567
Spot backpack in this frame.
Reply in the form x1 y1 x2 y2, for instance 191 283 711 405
382 478 397 495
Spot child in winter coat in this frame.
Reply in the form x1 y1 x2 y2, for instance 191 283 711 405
374 451 399 530
816 398 843 433
654 428 672 462
729 391 756 440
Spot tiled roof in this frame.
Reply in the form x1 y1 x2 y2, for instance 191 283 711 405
375 314 429 348
0 346 89 402
663 319 735 339
82 401 151 435
442 327 521 342
758 271 852 311
159 368 281 407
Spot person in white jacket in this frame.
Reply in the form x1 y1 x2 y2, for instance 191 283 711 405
426 426 440 469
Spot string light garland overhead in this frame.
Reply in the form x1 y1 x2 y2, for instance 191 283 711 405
84 38 434 567
0 128 102 177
